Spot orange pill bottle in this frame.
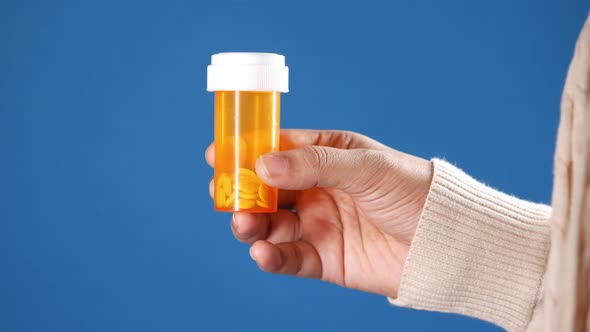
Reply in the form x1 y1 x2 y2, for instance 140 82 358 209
207 53 289 212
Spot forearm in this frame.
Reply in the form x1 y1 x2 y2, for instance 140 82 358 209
391 159 551 332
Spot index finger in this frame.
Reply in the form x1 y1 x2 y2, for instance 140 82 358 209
279 129 386 151
204 129 385 168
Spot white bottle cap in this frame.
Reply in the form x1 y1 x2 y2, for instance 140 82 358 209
207 52 289 92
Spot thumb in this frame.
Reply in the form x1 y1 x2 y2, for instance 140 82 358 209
255 146 391 193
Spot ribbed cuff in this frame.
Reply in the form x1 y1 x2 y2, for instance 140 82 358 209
390 159 551 332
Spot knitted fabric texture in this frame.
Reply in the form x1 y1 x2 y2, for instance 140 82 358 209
391 159 551 332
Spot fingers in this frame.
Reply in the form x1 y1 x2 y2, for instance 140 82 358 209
209 177 214 198
205 143 214 167
231 210 300 244
231 213 269 244
280 129 388 151
250 240 322 279
256 145 392 194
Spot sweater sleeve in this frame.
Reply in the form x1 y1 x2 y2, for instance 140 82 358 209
390 159 551 332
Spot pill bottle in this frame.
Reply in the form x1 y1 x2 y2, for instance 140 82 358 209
207 53 288 212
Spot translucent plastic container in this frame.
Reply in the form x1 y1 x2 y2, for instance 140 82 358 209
207 53 289 212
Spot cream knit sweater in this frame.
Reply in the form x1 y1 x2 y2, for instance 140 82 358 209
390 15 590 332
391 160 551 332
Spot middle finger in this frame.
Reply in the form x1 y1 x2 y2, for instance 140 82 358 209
231 210 301 245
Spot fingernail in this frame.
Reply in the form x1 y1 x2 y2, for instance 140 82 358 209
258 153 289 177
249 246 256 260
232 215 240 234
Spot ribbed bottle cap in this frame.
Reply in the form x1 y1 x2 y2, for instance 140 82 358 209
207 52 289 92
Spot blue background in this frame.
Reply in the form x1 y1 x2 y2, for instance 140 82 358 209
1 1 588 331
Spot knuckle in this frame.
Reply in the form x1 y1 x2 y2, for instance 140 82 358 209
337 130 356 149
290 244 304 275
282 242 303 276
353 149 396 189
329 130 359 149
303 145 331 171
358 149 389 167
318 130 360 149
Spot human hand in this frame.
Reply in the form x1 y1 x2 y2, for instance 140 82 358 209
205 130 432 298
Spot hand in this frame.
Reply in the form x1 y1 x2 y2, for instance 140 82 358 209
205 130 432 298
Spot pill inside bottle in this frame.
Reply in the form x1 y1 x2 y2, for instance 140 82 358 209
207 53 289 212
